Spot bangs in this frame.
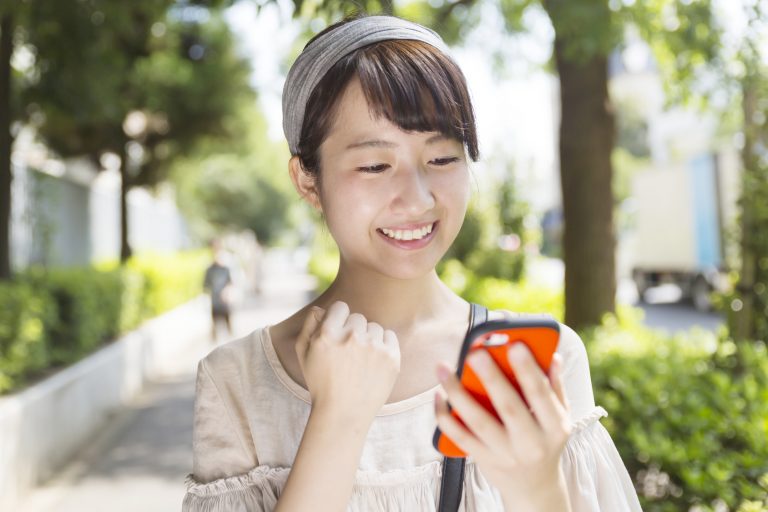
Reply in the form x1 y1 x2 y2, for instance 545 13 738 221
355 40 479 161
299 38 479 167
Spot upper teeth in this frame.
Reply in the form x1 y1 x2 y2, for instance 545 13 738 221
381 223 433 241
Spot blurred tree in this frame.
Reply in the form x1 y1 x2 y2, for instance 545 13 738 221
729 2 768 344
170 102 295 245
0 2 32 281
0 9 13 281
266 0 720 329
498 176 527 240
524 0 719 330
23 0 253 262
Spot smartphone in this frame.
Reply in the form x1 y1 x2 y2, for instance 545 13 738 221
432 317 560 458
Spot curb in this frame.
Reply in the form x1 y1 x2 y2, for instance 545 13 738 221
0 295 210 511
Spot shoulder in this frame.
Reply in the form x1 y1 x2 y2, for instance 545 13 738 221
554 322 590 371
199 328 266 384
488 309 588 364
489 309 595 418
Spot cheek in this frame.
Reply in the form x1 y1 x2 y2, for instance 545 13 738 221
437 169 471 218
320 177 380 237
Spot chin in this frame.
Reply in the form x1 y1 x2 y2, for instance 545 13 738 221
370 254 444 281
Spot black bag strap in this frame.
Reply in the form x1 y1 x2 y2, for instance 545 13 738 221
437 303 488 512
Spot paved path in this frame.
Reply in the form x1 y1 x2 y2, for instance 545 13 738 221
17 248 316 512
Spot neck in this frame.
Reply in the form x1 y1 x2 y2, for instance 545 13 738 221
313 259 467 337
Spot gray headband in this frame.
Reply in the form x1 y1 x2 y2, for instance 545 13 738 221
281 15 451 156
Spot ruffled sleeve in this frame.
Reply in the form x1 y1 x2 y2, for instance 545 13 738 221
561 407 643 511
183 466 289 512
557 324 643 511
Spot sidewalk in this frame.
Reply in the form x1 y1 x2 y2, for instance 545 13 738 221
17 248 316 512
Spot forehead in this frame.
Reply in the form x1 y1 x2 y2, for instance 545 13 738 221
325 78 454 148
329 78 387 136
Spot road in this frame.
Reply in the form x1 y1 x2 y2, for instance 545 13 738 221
527 256 725 335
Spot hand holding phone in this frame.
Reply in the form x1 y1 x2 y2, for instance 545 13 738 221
433 317 560 458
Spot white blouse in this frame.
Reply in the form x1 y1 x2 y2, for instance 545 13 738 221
182 319 642 511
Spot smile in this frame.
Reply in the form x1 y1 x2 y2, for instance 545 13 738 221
380 222 434 241
376 221 438 249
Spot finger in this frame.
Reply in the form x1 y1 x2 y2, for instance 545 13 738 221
508 344 567 434
322 301 351 335
344 313 368 343
366 322 384 346
437 362 508 451
466 350 540 440
295 306 324 358
549 353 570 413
382 329 401 361
434 390 491 459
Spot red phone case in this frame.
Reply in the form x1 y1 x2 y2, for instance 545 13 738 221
433 317 560 458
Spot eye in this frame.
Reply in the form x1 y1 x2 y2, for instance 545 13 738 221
430 157 461 166
357 163 390 173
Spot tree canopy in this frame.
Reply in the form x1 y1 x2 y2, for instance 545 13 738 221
20 0 255 260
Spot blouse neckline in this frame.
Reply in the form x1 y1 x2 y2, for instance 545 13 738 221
260 326 439 416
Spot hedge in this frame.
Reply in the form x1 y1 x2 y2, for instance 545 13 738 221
0 251 208 394
585 309 768 512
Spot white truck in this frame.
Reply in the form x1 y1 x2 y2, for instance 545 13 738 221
626 150 739 311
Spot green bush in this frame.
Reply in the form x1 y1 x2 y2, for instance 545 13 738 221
442 204 484 264
438 258 563 319
124 251 209 318
0 250 206 395
37 267 125 365
466 246 525 282
0 281 55 393
584 309 768 512
438 201 527 283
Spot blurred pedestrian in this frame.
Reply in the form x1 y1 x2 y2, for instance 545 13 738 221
203 239 234 343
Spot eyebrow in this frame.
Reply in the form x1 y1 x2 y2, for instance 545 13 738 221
345 133 449 151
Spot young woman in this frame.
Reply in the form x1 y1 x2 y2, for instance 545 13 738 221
183 14 642 511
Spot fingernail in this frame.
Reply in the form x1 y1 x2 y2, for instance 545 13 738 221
437 365 451 383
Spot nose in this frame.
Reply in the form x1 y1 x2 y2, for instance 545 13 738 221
390 164 436 217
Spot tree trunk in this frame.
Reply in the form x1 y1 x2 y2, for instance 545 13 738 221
553 38 617 330
119 143 132 263
0 13 13 281
731 77 758 342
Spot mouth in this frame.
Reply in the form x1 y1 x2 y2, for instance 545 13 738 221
376 221 439 250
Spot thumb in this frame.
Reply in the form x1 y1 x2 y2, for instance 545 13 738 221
296 306 325 358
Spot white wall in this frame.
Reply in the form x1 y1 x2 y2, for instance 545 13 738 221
10 155 193 270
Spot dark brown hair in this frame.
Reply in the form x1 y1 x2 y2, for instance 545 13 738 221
297 15 479 179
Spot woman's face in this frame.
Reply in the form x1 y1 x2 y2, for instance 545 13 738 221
315 77 471 280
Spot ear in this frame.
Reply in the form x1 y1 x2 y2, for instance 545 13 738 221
288 156 322 212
